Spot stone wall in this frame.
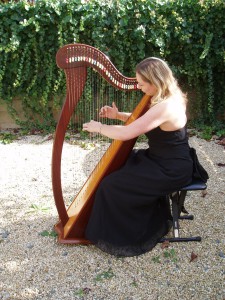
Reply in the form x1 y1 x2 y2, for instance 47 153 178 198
0 98 62 130
0 99 25 129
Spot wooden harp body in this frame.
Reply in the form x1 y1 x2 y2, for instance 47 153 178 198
52 43 151 244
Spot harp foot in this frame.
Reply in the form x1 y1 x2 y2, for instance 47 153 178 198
57 237 92 245
54 221 92 245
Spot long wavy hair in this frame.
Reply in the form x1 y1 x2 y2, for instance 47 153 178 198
136 57 187 107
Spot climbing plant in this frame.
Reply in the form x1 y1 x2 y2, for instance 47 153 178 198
0 0 224 132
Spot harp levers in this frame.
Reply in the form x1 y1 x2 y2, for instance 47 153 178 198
52 43 151 244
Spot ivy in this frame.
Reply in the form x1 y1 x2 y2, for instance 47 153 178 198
0 0 224 131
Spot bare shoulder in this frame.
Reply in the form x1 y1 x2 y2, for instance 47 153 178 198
148 96 186 118
165 95 186 109
150 96 184 114
159 96 187 130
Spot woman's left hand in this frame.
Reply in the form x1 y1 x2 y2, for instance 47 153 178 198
83 120 102 133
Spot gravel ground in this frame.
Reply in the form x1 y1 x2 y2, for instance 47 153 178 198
0 134 224 300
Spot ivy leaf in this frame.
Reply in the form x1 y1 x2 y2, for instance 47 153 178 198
94 268 115 282
217 138 225 146
201 190 207 198
190 252 198 262
152 255 161 263
200 33 213 60
40 230 58 237
40 230 49 237
161 240 170 249
217 163 225 167
27 204 50 213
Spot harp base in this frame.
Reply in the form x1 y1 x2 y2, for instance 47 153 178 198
54 221 92 245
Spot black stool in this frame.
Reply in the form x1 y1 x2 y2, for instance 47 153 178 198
160 178 207 243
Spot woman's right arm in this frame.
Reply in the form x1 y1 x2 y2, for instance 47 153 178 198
99 102 131 122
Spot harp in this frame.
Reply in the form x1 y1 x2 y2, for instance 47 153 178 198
52 43 151 244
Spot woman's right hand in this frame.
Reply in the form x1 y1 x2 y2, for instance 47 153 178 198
99 102 118 119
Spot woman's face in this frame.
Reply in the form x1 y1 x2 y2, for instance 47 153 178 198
136 73 158 96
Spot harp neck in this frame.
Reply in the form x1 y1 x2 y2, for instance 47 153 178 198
56 43 138 90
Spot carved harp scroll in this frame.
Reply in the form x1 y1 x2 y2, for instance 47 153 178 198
52 43 151 244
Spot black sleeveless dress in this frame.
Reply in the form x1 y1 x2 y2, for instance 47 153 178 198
85 126 193 256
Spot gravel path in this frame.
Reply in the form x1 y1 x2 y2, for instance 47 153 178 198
0 134 224 300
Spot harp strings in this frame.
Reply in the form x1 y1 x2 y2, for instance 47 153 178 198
61 45 140 209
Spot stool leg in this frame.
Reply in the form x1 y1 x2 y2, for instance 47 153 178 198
171 192 180 238
160 236 202 243
179 215 194 220
159 189 202 243
179 190 188 214
178 190 194 219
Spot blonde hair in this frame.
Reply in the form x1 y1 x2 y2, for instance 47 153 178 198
136 57 187 106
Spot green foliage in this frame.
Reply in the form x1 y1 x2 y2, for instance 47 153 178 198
189 119 225 140
26 203 51 213
0 0 224 133
94 268 115 282
131 279 138 287
163 248 177 263
152 248 178 263
0 132 17 144
40 230 58 237
152 255 161 263
74 287 91 298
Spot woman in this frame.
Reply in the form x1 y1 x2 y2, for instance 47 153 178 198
82 57 193 257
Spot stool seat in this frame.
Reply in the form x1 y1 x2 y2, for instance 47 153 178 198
180 179 207 191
